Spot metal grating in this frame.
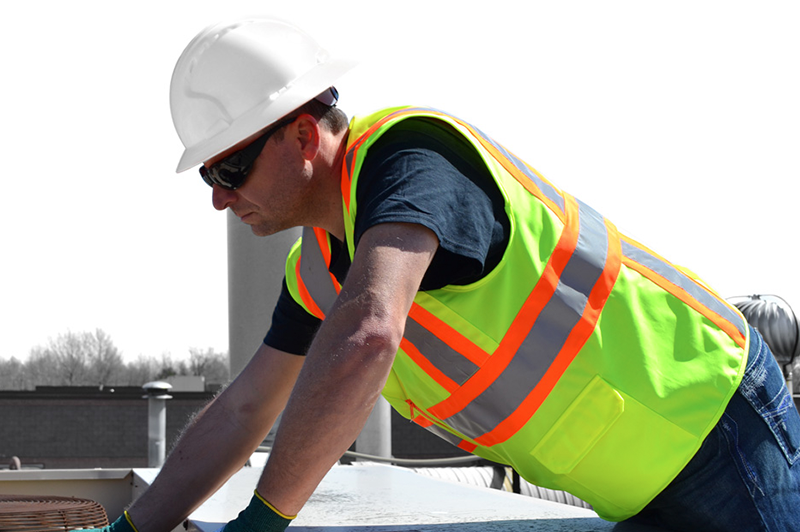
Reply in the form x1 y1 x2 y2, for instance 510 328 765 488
0 495 109 532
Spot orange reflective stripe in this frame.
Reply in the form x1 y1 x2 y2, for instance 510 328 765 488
428 196 582 422
295 259 326 320
408 303 490 366
408 400 477 452
341 107 567 222
448 118 566 224
408 402 434 428
348 108 426 153
342 108 424 214
341 150 353 213
413 415 433 428
475 218 622 446
400 338 460 394
313 227 332 265
406 399 434 427
458 440 477 453
620 237 746 349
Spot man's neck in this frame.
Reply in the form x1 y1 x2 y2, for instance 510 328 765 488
314 128 350 241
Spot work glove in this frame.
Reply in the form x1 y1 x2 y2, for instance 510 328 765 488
71 511 138 532
216 491 295 532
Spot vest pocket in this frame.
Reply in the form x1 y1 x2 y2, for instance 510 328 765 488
530 375 624 474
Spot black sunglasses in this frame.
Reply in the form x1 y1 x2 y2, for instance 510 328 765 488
199 117 296 190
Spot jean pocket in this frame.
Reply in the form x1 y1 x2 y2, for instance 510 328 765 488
739 332 800 465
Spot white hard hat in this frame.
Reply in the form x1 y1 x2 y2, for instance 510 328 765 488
170 17 356 173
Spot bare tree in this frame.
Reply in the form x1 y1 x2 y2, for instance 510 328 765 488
187 347 230 385
24 330 124 387
119 354 161 386
153 352 187 381
26 345 65 387
84 329 124 384
0 357 30 390
2 331 230 390
51 332 88 385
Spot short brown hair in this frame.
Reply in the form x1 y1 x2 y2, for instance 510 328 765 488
289 99 349 135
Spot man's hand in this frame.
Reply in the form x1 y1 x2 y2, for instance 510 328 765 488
124 345 305 532
216 491 294 532
74 511 137 532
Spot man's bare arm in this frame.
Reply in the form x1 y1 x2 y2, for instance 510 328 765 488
127 344 305 532
256 222 439 515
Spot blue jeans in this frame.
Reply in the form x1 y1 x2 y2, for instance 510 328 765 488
627 326 800 531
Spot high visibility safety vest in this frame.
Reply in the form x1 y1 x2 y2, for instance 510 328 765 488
283 107 749 521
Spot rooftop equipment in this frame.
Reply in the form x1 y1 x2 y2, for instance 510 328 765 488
730 294 800 389
0 495 108 531
142 381 173 468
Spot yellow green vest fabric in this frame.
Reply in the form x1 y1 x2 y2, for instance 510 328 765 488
283 107 749 521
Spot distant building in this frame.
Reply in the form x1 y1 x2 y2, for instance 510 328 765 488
0 386 212 469
0 386 466 470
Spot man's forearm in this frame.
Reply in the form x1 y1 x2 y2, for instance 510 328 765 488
255 223 438 516
256 314 397 515
127 346 304 532
126 397 264 531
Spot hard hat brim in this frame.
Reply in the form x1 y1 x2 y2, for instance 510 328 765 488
175 57 357 173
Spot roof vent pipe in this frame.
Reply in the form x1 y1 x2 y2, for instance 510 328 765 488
142 381 173 468
355 397 392 461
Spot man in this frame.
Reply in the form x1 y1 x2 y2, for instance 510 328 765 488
98 17 800 532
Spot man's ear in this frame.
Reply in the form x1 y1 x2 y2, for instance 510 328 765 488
293 113 320 161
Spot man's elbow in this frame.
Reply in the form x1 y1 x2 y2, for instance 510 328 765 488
349 325 401 368
322 321 401 383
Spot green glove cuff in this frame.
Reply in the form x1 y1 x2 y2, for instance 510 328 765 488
79 512 136 532
122 511 140 532
223 491 294 532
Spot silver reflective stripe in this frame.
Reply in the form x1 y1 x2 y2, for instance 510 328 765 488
621 241 747 338
299 227 338 316
404 319 480 387
442 199 610 439
346 108 565 216
424 423 464 447
473 125 565 214
299 226 479 386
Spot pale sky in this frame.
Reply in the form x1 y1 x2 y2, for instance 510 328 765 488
3 1 798 362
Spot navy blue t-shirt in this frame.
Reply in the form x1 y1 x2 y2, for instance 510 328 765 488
264 117 510 356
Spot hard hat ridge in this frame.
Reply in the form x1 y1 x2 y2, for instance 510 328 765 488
170 17 356 173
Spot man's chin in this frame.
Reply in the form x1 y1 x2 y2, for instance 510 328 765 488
250 226 272 237
249 224 282 238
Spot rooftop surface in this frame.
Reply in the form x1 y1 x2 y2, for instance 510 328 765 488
152 463 665 532
1 462 665 531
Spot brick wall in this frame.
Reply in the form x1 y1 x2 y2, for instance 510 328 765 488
0 388 212 469
0 388 475 470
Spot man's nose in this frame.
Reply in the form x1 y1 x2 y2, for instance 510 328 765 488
211 185 237 211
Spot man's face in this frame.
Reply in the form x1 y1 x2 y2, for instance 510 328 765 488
207 120 316 237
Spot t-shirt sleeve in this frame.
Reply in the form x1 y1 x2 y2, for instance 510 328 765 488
355 118 508 290
263 278 321 356
263 116 509 355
